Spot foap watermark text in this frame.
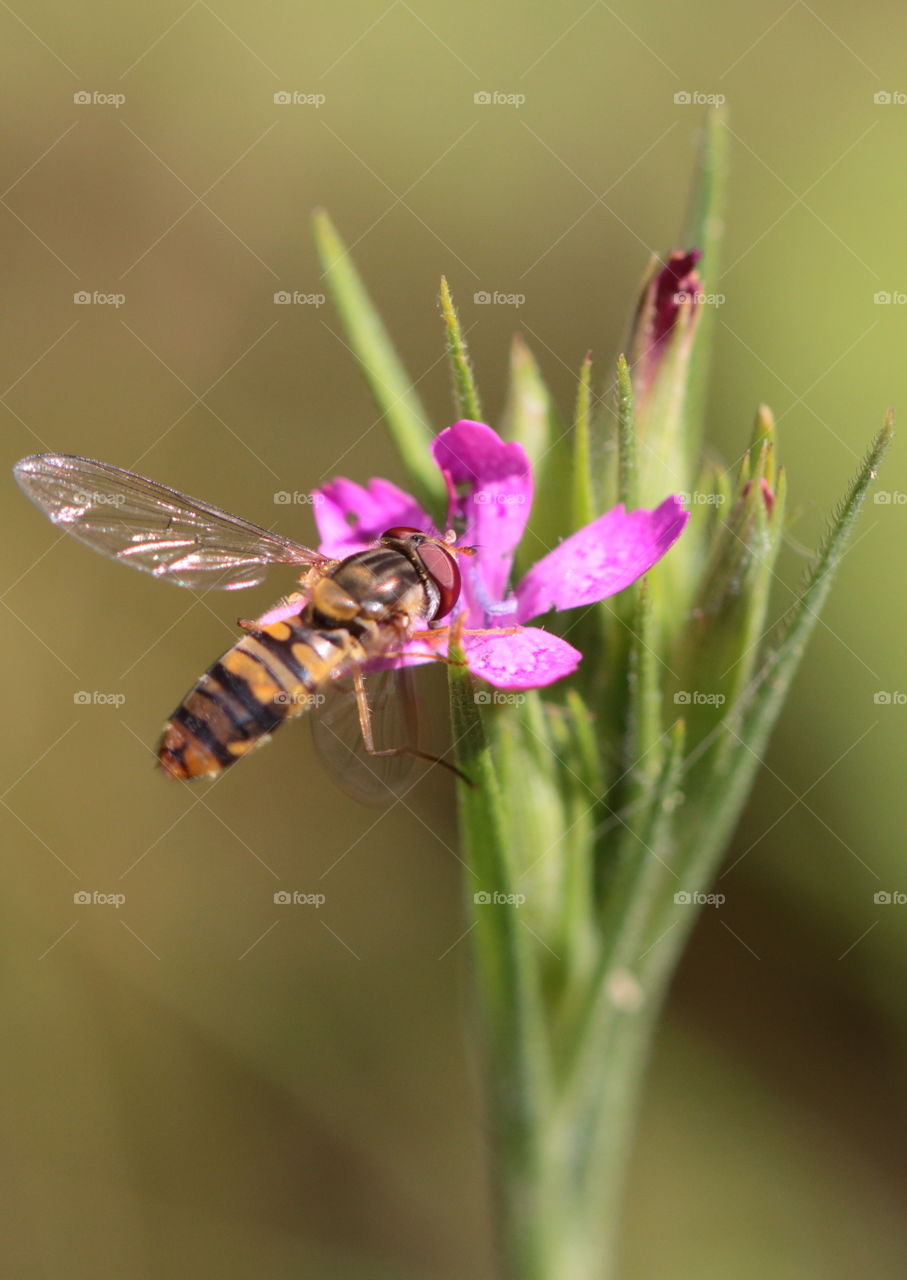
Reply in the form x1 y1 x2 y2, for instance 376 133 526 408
674 690 726 706
74 890 126 908
74 690 125 707
274 891 326 906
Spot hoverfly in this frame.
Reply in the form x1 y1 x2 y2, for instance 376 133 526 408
13 454 475 801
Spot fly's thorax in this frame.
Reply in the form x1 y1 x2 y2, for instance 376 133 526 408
319 546 432 625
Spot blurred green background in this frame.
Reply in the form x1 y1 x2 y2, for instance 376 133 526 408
1 2 905 1277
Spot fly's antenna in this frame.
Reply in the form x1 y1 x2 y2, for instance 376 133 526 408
442 529 477 556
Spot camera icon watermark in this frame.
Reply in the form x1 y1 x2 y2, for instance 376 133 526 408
873 691 906 704
73 690 126 707
673 91 726 106
474 689 527 706
673 890 725 907
273 490 324 505
873 91 907 105
673 690 726 706
74 889 126 908
72 488 127 508
273 91 326 107
273 890 326 906
273 290 325 306
473 290 526 307
873 291 907 305
273 691 326 709
474 890 526 906
673 290 725 307
74 291 126 308
473 90 525 108
74 90 126 108
873 491 907 504
874 890 907 904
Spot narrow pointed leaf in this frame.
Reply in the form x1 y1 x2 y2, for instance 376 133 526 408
735 416 893 758
502 336 569 575
674 423 786 746
312 209 443 508
616 354 638 510
439 276 482 422
680 417 893 893
502 333 554 470
682 108 728 451
571 352 596 531
621 578 663 809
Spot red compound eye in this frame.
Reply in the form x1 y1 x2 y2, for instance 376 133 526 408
415 540 461 619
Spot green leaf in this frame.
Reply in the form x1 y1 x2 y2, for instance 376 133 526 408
682 108 728 455
734 415 893 762
559 718 686 1083
614 420 893 1153
439 275 482 422
683 107 728 289
672 409 787 747
621 578 664 808
571 352 596 531
501 333 554 470
681 415 893 889
592 363 655 756
616 354 638 510
490 691 601 973
489 696 573 936
501 336 569 576
312 209 443 508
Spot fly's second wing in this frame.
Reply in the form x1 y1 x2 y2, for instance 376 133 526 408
13 453 327 590
310 667 420 807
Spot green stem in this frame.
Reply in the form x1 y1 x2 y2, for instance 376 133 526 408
447 653 552 1277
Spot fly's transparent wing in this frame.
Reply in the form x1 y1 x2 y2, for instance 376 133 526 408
13 453 327 590
310 666 420 807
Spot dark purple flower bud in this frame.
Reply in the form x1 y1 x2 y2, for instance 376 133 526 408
630 248 702 404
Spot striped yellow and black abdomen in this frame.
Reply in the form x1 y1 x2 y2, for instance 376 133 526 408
158 616 355 779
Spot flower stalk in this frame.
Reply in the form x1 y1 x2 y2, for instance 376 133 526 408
311 112 891 1279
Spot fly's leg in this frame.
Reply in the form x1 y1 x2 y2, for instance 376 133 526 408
411 624 521 642
353 670 473 787
377 610 469 666
377 649 468 667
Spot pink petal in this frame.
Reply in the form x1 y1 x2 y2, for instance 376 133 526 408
431 421 533 608
313 477 435 558
515 496 689 623
464 626 581 689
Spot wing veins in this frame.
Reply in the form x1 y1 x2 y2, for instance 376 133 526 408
13 452 327 591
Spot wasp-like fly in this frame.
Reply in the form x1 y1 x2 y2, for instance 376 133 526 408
14 454 475 800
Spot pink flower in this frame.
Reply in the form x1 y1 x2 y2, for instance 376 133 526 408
313 421 689 690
